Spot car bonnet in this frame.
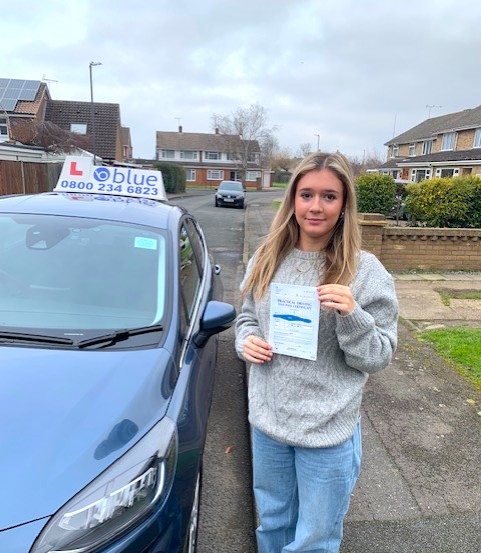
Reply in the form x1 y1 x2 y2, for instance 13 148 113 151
0 345 176 530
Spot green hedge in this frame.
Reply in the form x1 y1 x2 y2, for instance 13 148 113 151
355 173 397 215
153 162 186 194
406 177 481 228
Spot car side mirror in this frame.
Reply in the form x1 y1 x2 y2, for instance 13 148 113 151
194 300 236 347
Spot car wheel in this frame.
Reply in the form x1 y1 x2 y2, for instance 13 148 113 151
184 470 201 553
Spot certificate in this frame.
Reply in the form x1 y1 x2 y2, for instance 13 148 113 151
269 283 320 361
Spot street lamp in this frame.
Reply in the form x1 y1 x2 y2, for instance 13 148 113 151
314 133 320 152
89 61 102 164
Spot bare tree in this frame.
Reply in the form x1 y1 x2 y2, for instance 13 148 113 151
15 120 91 153
297 143 312 158
270 147 294 172
212 103 278 181
348 150 384 177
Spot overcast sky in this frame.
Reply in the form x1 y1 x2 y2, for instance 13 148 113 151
3 0 481 161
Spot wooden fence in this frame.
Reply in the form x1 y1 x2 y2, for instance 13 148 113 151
0 160 63 196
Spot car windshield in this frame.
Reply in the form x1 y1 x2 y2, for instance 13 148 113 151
0 214 167 331
219 181 243 191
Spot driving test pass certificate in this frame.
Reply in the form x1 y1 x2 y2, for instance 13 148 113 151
269 283 320 361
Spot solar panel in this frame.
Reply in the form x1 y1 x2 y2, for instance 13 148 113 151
21 88 38 101
7 79 23 89
0 98 16 111
0 79 41 111
24 80 40 89
4 88 22 99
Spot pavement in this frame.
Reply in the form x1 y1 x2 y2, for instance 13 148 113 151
244 192 481 553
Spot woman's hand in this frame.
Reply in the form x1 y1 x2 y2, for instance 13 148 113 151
243 335 273 364
317 284 356 316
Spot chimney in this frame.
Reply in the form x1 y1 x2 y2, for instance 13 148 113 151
215 127 219 134
178 125 183 133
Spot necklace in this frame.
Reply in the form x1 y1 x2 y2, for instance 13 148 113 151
295 257 324 274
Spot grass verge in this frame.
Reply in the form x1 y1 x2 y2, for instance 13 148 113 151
420 327 481 391
434 287 481 306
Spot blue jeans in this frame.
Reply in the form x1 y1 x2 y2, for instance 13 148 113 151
252 421 362 553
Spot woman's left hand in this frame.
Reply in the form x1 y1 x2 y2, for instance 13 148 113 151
317 284 356 315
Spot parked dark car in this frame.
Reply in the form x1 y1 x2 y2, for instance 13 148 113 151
215 180 246 209
388 179 412 222
388 199 409 221
0 165 236 553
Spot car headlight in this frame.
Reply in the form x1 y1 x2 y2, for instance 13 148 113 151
30 417 177 553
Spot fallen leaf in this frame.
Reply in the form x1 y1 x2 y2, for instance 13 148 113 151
466 399 476 405
224 446 233 454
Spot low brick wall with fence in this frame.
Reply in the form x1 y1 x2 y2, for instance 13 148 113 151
359 214 481 271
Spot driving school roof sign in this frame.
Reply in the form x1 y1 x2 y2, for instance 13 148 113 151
54 156 167 201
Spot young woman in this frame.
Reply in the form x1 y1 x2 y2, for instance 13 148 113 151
235 152 398 553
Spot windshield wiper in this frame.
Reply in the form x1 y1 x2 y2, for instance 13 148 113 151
0 331 74 345
76 324 164 348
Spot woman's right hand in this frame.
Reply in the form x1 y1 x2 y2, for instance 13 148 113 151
243 335 273 364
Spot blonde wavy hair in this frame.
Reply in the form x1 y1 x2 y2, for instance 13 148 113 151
242 151 361 300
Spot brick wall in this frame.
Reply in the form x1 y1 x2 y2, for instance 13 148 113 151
360 215 481 271
456 129 475 150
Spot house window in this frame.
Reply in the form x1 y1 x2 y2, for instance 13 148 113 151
180 150 198 160
422 141 433 155
247 153 259 163
205 151 221 160
0 117 8 140
207 170 224 180
185 169 196 181
408 144 416 156
412 169 431 182
161 149 175 159
439 168 459 178
70 123 87 135
441 132 456 151
246 171 261 181
391 145 399 157
227 152 240 161
474 128 481 148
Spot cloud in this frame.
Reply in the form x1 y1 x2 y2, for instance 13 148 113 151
2 0 481 159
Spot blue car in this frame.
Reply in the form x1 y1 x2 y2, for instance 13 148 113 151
0 161 236 553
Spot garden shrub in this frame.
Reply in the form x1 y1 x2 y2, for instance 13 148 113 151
355 173 397 215
406 177 481 228
153 162 186 194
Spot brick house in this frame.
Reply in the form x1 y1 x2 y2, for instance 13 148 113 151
44 100 127 162
1 78 132 163
380 105 481 182
0 79 51 143
121 126 133 160
155 126 270 187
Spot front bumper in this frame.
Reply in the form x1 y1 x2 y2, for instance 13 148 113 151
216 195 244 207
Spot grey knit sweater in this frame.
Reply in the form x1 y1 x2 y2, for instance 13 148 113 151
235 248 399 448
